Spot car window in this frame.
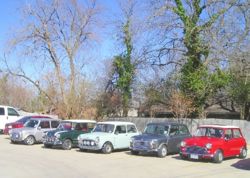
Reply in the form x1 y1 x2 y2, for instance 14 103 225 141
169 125 178 136
39 121 50 129
51 121 59 128
115 125 126 134
233 129 242 138
127 125 137 133
7 108 19 116
87 123 95 131
179 125 189 135
224 129 233 139
0 107 5 115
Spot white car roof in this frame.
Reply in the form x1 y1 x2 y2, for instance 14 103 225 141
199 125 240 129
97 121 135 125
63 119 96 123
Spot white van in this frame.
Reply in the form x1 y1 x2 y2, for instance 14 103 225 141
0 105 20 133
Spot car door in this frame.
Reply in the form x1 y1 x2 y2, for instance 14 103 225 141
168 125 182 153
36 121 51 142
114 125 128 149
223 128 237 157
0 107 6 131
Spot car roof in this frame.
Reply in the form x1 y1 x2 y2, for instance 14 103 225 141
98 121 135 125
22 115 51 119
62 119 96 123
147 122 186 126
199 125 240 129
29 118 59 121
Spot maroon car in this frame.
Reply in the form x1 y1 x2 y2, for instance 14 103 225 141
179 125 247 163
4 115 52 134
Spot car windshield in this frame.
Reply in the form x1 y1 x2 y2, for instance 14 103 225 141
24 120 39 128
93 124 114 133
195 127 223 138
144 124 169 135
57 122 72 131
17 116 32 124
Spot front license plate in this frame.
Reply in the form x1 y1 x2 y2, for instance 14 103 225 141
190 154 199 159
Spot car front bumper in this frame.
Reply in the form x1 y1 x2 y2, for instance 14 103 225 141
180 146 214 160
78 141 101 150
10 133 24 142
130 141 158 153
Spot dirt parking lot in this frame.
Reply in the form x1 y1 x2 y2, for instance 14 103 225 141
0 135 250 178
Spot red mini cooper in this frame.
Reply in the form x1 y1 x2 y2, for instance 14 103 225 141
179 125 247 163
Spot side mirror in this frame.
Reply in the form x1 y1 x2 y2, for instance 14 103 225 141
115 131 119 135
37 126 41 130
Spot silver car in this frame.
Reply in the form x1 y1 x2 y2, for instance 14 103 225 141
9 118 60 145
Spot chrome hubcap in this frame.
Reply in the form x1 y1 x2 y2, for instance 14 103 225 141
162 147 167 156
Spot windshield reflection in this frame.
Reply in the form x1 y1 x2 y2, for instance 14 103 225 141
24 120 39 128
144 124 169 135
93 124 114 133
196 127 223 138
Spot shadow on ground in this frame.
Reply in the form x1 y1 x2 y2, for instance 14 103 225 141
231 158 250 170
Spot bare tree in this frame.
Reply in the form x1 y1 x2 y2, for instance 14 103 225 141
4 0 101 118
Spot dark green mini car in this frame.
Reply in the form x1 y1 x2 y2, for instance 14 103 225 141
43 120 96 150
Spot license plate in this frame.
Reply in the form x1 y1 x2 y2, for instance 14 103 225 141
190 154 199 159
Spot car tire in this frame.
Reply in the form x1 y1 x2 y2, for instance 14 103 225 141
102 142 113 154
180 154 187 160
213 149 223 163
62 139 72 150
80 148 87 152
239 147 247 159
157 145 168 158
11 140 17 144
24 135 35 145
131 150 139 155
44 144 52 148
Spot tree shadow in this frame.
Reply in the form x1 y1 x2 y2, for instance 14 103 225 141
231 158 250 171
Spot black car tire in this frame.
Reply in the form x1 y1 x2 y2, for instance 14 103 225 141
239 147 247 159
131 150 139 155
44 144 52 148
213 149 223 163
24 135 36 145
157 145 168 158
62 139 72 150
102 142 113 154
11 140 17 144
180 154 187 160
80 148 87 152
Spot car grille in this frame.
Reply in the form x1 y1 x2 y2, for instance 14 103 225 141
11 132 20 140
186 146 207 154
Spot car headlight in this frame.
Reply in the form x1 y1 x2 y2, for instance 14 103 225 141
55 133 60 138
150 139 158 149
206 143 212 149
180 141 186 147
95 137 100 144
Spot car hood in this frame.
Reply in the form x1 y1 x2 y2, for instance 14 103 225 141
184 136 223 147
46 129 69 137
79 132 112 140
132 134 166 141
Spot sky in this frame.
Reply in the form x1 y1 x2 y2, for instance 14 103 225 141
0 0 122 81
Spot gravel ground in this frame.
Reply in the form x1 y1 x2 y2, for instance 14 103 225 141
0 135 250 178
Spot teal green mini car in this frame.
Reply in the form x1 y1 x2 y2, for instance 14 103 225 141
43 120 96 150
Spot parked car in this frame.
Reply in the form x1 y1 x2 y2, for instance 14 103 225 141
130 122 191 157
4 115 52 134
179 125 248 163
78 121 139 154
9 118 60 145
43 120 96 150
0 105 20 133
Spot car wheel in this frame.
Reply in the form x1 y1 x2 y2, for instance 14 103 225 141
80 148 87 152
24 135 35 145
44 144 52 148
180 154 187 160
157 145 168 158
131 150 139 155
62 139 72 150
213 149 223 163
11 140 17 144
102 142 113 154
239 147 247 159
